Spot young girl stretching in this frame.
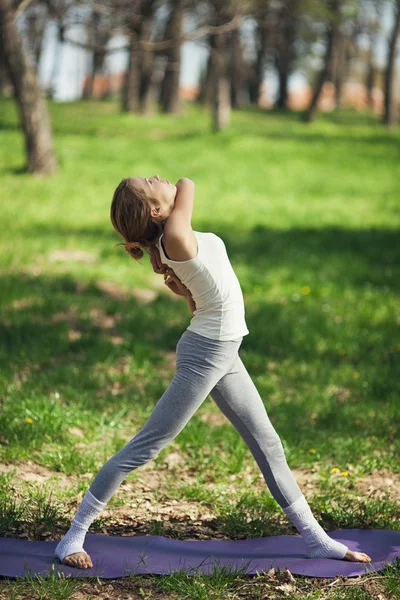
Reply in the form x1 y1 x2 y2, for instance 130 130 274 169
55 175 371 568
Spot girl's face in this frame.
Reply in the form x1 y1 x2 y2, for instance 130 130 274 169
130 175 177 222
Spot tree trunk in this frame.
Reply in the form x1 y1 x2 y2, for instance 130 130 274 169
276 55 289 109
275 0 297 109
332 30 344 108
198 33 216 107
211 32 230 131
121 29 140 112
229 27 244 109
83 50 104 99
25 4 48 73
0 0 57 174
161 0 184 114
47 22 64 99
304 0 341 123
248 12 269 105
383 0 400 127
82 9 108 100
0 20 12 95
334 31 355 109
139 16 156 114
366 47 376 110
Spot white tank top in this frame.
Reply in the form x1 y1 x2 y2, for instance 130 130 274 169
156 230 249 341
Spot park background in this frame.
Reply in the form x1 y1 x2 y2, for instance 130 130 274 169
0 0 400 599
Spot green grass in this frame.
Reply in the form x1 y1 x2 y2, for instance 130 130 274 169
0 97 399 599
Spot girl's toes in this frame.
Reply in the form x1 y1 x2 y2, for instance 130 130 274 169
361 553 372 562
345 550 372 562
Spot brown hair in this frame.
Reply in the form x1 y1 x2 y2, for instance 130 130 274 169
110 177 163 263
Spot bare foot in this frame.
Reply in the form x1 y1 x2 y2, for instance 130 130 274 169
344 549 371 562
61 551 93 569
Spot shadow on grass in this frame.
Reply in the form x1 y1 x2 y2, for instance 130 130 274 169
21 222 400 291
206 224 400 291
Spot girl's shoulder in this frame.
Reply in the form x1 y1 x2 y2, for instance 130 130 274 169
159 229 199 263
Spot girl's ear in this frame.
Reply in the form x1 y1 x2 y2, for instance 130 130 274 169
150 205 162 218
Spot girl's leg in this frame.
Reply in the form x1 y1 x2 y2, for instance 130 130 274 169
209 353 349 560
55 331 241 566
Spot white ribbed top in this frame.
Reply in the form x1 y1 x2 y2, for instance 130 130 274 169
156 230 249 341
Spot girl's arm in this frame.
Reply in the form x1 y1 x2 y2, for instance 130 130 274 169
164 178 195 242
186 295 196 316
170 178 195 221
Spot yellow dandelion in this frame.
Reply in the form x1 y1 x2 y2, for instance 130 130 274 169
370 435 376 440
309 448 316 453
331 467 340 473
353 372 360 379
25 417 33 424
301 286 311 295
320 505 325 510
341 471 349 477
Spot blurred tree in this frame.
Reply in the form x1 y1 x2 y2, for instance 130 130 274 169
331 1 363 108
383 0 400 127
274 0 302 109
247 1 271 105
0 0 57 173
360 0 383 110
228 17 246 108
0 15 13 94
209 0 234 131
121 0 158 113
21 0 49 73
82 0 115 99
304 0 342 122
42 0 77 99
196 1 247 131
197 29 216 106
122 0 145 112
137 0 159 114
160 0 184 114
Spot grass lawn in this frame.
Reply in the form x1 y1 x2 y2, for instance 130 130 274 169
0 97 399 599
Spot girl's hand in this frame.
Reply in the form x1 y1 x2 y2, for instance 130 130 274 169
147 245 191 299
148 245 168 275
164 269 192 297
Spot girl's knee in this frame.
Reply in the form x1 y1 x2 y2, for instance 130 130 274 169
265 434 285 455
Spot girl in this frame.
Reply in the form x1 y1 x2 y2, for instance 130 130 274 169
54 175 371 568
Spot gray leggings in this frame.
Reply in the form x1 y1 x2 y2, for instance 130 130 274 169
89 329 303 509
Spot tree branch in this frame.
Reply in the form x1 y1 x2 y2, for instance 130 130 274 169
64 13 246 54
13 0 34 19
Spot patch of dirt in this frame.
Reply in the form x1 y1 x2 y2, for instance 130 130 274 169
96 280 158 305
89 308 121 329
0 460 74 489
49 250 97 263
161 351 176 371
324 384 352 403
52 306 80 325
51 305 127 345
352 468 400 500
8 297 41 310
199 411 230 427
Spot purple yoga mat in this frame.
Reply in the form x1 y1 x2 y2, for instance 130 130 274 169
1 529 399 579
